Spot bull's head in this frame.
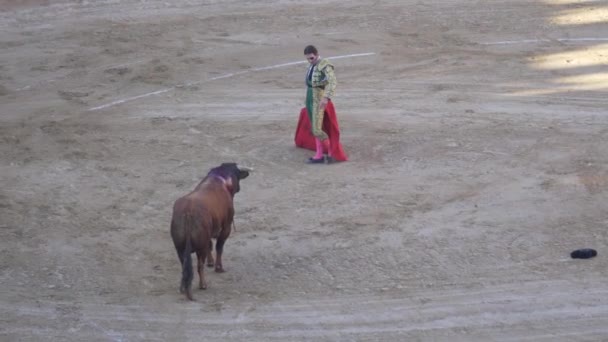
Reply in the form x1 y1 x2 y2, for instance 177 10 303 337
208 162 252 196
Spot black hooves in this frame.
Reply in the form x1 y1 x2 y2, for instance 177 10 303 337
570 248 597 259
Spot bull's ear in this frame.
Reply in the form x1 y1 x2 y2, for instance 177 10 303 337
238 170 250 179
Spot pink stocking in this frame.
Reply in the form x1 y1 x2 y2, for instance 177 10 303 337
322 139 331 157
314 138 324 159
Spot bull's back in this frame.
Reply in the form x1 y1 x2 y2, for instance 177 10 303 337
172 188 232 232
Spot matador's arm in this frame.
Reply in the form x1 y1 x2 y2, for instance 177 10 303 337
321 63 337 100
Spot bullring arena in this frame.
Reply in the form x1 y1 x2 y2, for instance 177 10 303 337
1 0 608 341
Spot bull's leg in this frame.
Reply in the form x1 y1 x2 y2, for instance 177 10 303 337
214 237 227 273
196 252 207 290
206 240 215 268
176 248 186 294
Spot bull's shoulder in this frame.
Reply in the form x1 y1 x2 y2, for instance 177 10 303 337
201 192 233 212
190 185 233 209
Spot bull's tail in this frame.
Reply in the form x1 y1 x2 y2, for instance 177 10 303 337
178 214 194 301
181 235 193 300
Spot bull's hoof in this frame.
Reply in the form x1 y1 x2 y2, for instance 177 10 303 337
207 262 215 268
215 266 225 273
199 282 208 290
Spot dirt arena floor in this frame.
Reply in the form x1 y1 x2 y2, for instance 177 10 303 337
1 0 608 341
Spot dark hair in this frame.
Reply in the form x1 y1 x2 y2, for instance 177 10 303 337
304 45 318 55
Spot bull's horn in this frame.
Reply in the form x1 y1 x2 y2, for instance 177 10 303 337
237 165 254 172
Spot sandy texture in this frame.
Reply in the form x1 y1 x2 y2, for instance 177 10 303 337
1 0 607 341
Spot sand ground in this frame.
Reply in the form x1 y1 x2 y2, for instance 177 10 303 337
1 0 608 341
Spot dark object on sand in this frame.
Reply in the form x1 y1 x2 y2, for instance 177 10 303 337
570 248 597 259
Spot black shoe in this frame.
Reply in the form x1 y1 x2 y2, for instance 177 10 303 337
325 156 336 164
306 156 325 164
571 248 597 259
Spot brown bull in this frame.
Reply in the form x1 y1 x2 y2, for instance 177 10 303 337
170 162 251 300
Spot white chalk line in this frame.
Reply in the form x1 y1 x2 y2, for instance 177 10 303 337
482 37 608 45
88 88 174 111
87 52 376 111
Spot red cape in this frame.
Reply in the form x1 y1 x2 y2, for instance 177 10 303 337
294 101 348 161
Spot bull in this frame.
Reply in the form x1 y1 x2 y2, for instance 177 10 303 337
170 162 252 300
